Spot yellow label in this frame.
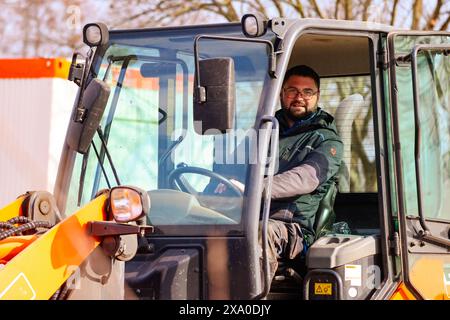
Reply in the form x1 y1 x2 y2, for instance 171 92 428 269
314 283 332 295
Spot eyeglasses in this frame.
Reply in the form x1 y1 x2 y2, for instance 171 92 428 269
283 87 318 100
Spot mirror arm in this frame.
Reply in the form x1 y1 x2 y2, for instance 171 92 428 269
193 37 206 103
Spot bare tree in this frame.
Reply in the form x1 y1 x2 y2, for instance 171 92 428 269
0 0 448 58
117 0 449 31
0 0 85 57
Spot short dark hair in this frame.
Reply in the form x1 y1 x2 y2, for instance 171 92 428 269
283 65 320 89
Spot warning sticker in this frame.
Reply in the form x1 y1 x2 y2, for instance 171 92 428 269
0 273 36 300
314 283 332 295
345 264 362 287
444 264 450 299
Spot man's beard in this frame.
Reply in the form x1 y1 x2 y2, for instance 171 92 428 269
284 102 317 122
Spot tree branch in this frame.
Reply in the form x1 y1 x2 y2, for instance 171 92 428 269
110 6 155 28
309 0 325 19
272 0 285 17
425 0 443 30
390 0 399 26
249 0 268 18
439 13 450 31
334 0 341 19
218 0 239 21
285 0 305 18
362 0 372 21
411 0 423 30
344 0 352 20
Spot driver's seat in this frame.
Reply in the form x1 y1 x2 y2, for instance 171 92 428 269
311 177 338 241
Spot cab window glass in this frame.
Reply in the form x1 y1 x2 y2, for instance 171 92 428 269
394 36 450 220
320 75 375 193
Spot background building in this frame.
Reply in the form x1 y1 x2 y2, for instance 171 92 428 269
0 58 77 207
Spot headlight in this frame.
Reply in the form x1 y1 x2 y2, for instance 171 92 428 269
83 22 109 47
109 186 150 223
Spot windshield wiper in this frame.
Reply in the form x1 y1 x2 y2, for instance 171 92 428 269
77 149 92 206
77 140 112 207
77 126 121 206
96 126 121 186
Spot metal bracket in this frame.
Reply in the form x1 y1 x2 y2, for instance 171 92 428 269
87 221 153 237
68 63 85 86
270 18 291 39
377 49 389 70
389 232 400 256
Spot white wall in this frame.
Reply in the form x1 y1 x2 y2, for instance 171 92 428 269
0 78 77 207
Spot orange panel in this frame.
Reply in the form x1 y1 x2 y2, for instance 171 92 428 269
0 58 70 79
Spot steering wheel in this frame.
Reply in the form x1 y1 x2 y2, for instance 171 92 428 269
168 165 243 213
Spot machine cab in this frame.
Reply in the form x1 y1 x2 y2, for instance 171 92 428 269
55 17 450 300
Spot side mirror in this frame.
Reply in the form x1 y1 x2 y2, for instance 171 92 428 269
241 13 268 38
67 78 111 154
193 57 235 135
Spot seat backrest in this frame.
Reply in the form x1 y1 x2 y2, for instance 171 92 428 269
312 94 365 240
313 179 338 240
334 93 365 192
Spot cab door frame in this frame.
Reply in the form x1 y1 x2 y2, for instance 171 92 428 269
386 31 450 299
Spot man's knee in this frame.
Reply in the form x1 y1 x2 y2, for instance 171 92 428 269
267 218 288 237
266 219 304 260
267 219 280 242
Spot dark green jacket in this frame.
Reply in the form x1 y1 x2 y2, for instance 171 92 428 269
269 108 343 244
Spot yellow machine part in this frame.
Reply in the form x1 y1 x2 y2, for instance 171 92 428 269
0 196 27 221
391 258 450 300
409 258 450 300
0 194 108 300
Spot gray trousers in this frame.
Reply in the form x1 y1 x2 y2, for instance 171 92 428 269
263 218 305 281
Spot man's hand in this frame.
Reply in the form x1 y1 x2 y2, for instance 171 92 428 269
214 179 245 194
230 179 245 193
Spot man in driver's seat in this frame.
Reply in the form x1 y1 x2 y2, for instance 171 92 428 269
227 65 343 281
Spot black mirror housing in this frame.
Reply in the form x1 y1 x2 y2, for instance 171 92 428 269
241 13 268 38
193 57 235 135
83 22 109 47
67 78 110 154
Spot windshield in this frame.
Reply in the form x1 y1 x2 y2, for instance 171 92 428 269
64 24 271 234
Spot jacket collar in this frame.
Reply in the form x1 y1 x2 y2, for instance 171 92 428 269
275 107 337 137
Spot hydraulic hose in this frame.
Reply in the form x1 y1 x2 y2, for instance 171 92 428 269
0 221 53 241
